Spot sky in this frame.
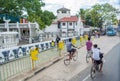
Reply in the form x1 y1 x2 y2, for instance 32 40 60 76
42 0 120 16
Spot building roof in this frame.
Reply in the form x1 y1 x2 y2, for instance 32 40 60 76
57 7 70 13
58 16 78 22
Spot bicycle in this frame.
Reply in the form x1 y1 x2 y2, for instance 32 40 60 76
90 60 100 79
64 48 78 65
86 50 92 63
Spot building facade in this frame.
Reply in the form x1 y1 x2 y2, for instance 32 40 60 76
44 7 84 38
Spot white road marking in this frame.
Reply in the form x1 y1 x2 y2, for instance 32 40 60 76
82 74 90 81
82 59 106 81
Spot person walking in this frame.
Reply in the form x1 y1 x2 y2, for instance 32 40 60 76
56 35 61 50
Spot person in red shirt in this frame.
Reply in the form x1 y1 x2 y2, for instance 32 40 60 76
86 37 93 55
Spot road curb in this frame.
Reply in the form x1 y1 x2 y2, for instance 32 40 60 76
23 57 62 81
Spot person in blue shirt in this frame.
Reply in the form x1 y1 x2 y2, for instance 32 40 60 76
66 38 77 59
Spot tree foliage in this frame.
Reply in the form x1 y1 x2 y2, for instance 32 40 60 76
78 3 118 28
0 0 56 29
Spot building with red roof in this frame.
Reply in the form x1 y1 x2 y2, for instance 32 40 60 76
58 16 78 22
44 7 84 37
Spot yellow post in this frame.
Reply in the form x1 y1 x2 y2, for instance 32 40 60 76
80 36 83 46
83 34 88 45
58 41 64 56
30 47 39 70
52 41 55 46
72 38 76 45
84 34 88 41
32 60 34 70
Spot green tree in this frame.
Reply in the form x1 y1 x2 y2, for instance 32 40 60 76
78 3 118 28
79 9 85 21
0 0 56 29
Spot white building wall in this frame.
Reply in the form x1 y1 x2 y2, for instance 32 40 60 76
60 22 67 32
74 22 77 29
61 22 76 29
61 22 67 29
44 24 58 32
76 17 84 35
83 28 90 32
57 11 71 19
61 29 67 32
68 22 74 29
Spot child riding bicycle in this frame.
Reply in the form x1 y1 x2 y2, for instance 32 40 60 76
86 37 93 56
66 38 77 60
92 44 103 72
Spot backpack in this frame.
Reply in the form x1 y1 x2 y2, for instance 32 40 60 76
99 52 103 60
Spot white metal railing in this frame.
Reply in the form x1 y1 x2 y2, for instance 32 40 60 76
0 24 5 28
0 36 85 81
0 23 37 29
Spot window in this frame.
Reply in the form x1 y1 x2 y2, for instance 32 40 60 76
58 11 61 13
68 11 70 14
62 10 66 13
62 23 66 26
69 22 72 26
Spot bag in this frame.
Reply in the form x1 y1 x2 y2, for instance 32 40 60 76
99 52 103 59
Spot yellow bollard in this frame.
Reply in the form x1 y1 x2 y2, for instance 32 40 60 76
84 34 88 41
80 36 83 46
51 41 55 47
58 41 64 56
72 38 76 45
32 60 34 70
30 47 39 70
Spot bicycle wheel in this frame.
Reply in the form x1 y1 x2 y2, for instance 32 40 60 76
64 54 70 65
90 65 96 79
73 50 78 61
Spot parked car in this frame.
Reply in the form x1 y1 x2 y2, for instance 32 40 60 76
106 26 116 36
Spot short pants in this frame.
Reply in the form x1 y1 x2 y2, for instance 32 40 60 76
94 60 103 65
68 48 76 54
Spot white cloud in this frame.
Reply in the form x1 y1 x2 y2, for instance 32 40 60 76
42 0 120 15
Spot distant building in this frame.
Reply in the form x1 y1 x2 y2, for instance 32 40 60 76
44 7 84 37
57 7 71 19
0 21 40 46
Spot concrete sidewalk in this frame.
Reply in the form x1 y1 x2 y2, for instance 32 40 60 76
9 36 120 81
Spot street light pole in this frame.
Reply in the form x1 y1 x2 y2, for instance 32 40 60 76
28 22 32 43
3 17 10 32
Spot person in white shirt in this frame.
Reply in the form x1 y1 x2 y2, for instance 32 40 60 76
92 44 103 72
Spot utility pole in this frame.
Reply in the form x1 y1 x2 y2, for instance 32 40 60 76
3 17 10 32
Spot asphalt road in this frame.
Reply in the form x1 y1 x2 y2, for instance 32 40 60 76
70 43 120 81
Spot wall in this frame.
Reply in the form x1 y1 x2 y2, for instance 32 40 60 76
0 36 78 64
57 11 70 19
45 23 58 32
